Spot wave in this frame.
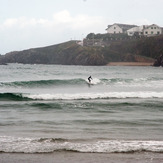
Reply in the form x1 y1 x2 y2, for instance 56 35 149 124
0 78 88 88
22 92 163 100
0 136 163 153
1 92 163 101
1 77 162 88
0 93 30 101
101 77 163 88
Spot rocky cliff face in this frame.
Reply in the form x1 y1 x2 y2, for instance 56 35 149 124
0 41 108 65
0 35 162 66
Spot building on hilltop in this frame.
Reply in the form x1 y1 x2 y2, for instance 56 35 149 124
127 24 162 37
79 23 163 47
127 25 148 36
106 23 162 37
143 24 162 36
106 23 137 34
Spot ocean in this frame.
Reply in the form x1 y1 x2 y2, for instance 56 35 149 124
0 63 163 155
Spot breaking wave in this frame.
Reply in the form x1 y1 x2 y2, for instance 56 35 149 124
0 136 163 153
25 92 163 100
1 92 163 101
0 77 162 88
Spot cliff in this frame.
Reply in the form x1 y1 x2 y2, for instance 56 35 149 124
1 35 163 65
0 41 109 65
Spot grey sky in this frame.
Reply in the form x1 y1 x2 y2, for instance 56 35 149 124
0 0 163 54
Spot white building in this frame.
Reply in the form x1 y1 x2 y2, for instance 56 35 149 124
106 23 162 37
106 23 137 34
127 25 147 36
143 24 162 36
127 24 162 37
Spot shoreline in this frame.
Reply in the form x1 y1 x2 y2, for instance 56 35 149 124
107 62 154 66
0 152 163 163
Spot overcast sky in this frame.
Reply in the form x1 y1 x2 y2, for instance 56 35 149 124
0 0 163 54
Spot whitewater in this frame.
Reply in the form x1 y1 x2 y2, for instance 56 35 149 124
0 63 163 155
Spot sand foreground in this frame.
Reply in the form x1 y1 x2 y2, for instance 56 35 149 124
0 152 163 163
107 62 153 66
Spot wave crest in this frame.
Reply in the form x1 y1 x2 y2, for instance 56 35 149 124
0 78 88 88
0 136 163 153
0 93 29 101
25 92 163 100
1 92 163 101
1 77 162 89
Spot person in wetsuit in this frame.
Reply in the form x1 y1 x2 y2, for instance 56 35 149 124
88 76 92 83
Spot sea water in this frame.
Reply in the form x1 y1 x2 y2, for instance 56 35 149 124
0 63 163 153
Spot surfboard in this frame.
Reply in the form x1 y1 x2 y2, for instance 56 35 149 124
86 79 94 85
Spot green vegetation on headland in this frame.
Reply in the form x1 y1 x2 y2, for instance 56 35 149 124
0 34 163 66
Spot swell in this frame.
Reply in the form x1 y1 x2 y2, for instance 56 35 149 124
1 77 162 88
102 77 163 83
0 78 87 88
0 136 163 154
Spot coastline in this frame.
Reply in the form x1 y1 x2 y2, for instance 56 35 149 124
0 152 163 163
107 62 153 66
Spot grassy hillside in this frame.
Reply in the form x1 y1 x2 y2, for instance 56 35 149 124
1 35 163 65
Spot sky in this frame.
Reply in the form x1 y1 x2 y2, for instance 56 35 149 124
0 0 163 54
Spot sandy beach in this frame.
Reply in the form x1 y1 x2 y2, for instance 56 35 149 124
0 152 163 163
107 62 154 66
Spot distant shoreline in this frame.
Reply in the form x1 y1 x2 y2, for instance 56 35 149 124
107 62 153 66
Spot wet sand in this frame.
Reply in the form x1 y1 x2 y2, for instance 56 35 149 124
107 62 153 66
0 152 163 163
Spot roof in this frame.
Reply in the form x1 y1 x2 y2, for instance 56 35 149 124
127 25 146 32
144 24 161 29
106 23 137 31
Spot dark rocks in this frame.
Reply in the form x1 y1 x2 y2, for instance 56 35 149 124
153 54 163 67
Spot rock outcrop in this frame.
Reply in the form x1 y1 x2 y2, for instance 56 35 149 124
153 54 163 67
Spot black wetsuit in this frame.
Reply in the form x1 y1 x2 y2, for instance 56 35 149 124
88 76 92 82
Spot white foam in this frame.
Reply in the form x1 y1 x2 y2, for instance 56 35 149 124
67 140 163 153
85 78 101 85
0 136 163 153
23 91 163 100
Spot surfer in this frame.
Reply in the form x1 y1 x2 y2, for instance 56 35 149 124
88 76 92 83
